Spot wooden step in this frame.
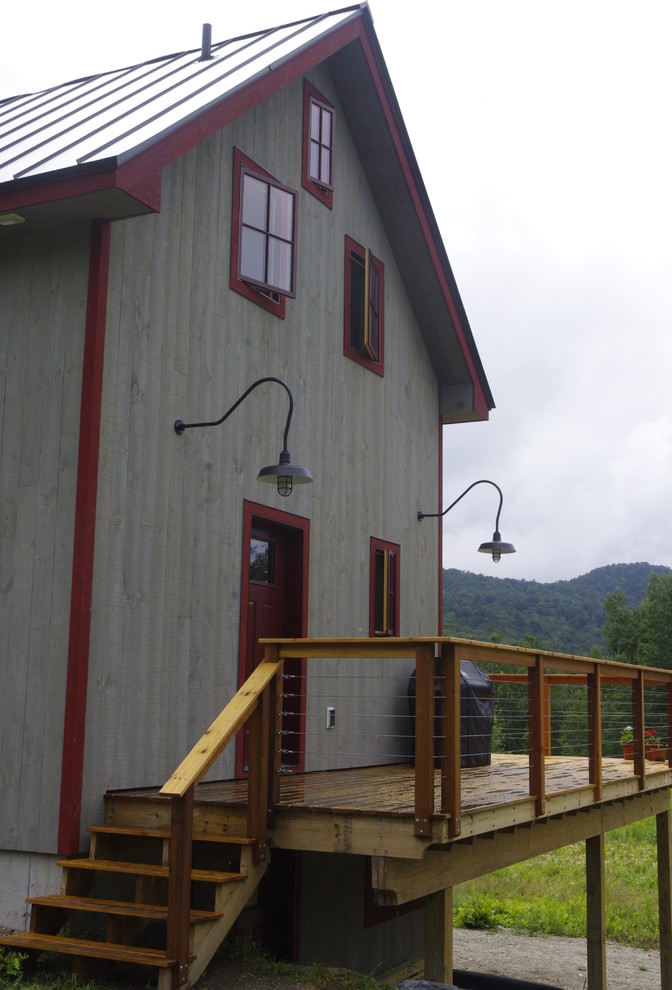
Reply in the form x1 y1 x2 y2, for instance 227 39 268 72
0 931 185 968
57 858 245 883
26 894 221 924
88 825 255 845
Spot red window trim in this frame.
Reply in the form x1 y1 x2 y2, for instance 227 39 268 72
369 536 400 637
230 148 298 318
302 79 335 209
343 235 384 376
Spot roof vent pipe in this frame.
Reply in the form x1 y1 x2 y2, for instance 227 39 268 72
199 23 213 61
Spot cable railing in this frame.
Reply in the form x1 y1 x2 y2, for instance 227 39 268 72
157 635 672 987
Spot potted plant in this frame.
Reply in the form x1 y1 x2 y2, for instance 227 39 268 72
646 727 667 761
620 725 634 760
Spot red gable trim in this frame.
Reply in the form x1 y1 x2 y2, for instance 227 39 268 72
58 219 110 855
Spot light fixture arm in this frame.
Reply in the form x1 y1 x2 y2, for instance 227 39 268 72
174 376 312 497
417 479 515 563
417 478 504 527
174 376 293 449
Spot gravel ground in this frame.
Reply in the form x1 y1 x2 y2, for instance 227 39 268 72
199 929 660 990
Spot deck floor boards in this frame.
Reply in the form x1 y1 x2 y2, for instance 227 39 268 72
113 753 671 818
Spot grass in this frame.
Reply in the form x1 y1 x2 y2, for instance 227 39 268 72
454 815 661 948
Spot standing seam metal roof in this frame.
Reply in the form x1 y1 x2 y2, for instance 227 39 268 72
0 6 362 185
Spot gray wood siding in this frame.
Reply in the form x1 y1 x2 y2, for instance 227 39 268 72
0 227 89 851
82 66 442 826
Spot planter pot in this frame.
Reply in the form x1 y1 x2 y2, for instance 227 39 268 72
647 745 667 761
621 743 634 760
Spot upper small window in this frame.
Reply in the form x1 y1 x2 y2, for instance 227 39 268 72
230 148 298 317
302 80 335 209
343 235 384 376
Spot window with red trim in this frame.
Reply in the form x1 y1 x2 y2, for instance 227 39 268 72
370 537 399 637
302 80 334 208
230 148 298 317
344 235 384 375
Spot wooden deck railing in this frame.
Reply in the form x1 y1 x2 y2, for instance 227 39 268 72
158 636 672 985
159 653 284 985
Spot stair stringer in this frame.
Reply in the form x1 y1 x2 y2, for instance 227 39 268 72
175 848 268 990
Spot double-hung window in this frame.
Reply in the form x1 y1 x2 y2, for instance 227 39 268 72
302 80 334 208
370 538 400 637
344 235 384 375
231 148 298 317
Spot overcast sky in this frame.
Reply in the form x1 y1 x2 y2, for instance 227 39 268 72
3 1 671 583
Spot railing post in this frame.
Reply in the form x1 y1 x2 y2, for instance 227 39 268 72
667 683 672 766
633 669 646 786
528 656 546 817
439 642 461 837
588 667 603 802
166 788 193 987
544 681 552 756
414 643 435 838
247 645 282 862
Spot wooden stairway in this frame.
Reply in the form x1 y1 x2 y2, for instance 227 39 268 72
0 823 268 989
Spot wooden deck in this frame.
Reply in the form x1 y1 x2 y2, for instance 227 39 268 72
106 753 672 860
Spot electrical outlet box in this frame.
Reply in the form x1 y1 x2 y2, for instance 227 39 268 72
326 706 335 729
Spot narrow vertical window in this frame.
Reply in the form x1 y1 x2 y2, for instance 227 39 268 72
370 538 400 636
302 80 335 208
344 235 384 376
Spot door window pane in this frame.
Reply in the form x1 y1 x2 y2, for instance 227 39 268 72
250 539 275 583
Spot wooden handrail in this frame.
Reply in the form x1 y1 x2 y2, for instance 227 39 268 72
160 659 282 798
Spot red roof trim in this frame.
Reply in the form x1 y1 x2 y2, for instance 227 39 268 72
0 160 161 213
58 219 110 855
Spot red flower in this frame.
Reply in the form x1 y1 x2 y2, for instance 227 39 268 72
646 727 658 739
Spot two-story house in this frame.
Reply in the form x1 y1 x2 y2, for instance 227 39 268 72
0 3 494 974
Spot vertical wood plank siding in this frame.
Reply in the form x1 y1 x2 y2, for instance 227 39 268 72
80 65 441 828
0 226 90 852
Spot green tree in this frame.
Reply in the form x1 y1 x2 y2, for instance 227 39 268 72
603 588 641 662
638 573 672 668
603 573 672 669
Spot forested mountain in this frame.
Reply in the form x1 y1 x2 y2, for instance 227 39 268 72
442 562 671 657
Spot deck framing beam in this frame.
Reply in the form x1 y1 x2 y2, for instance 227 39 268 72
371 788 671 902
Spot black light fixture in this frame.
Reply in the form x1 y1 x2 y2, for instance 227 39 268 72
174 377 313 497
417 479 516 563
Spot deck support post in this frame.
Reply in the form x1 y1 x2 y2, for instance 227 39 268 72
424 886 453 984
585 833 606 990
657 808 672 988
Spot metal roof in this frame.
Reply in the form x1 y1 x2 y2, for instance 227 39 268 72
0 6 362 186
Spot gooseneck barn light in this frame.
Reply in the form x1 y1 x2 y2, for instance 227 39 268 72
417 479 516 563
174 377 313 497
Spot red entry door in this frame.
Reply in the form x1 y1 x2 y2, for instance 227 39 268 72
238 511 307 776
